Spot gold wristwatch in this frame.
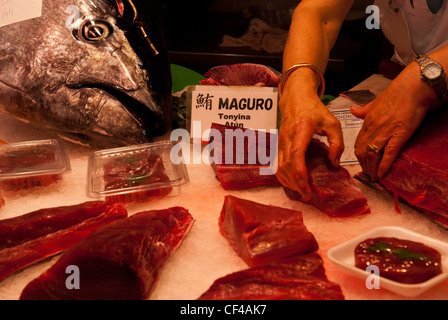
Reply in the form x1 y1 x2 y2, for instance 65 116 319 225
415 55 447 100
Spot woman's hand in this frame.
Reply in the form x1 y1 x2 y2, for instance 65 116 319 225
276 82 344 201
351 62 439 180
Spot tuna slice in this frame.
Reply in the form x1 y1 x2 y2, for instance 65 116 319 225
219 195 318 267
284 139 370 217
0 201 115 250
200 63 281 87
356 108 448 229
210 123 281 190
20 207 194 300
0 204 127 282
198 253 345 300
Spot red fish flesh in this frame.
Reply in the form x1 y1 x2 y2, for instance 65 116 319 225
200 63 281 87
355 237 442 284
0 201 113 250
198 253 345 300
220 195 318 267
0 143 62 191
0 201 116 250
373 109 448 228
102 153 172 204
0 203 127 281
284 139 370 217
20 207 194 300
210 123 281 190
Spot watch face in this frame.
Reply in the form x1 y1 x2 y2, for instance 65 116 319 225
423 63 442 80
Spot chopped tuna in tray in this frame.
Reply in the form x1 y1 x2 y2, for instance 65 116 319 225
355 237 442 284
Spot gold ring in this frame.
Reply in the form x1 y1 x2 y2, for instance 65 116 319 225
367 144 380 153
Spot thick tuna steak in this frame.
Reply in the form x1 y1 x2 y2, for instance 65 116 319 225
219 195 318 267
20 207 194 300
198 253 345 300
284 139 370 217
210 123 281 190
357 108 448 228
0 0 171 148
200 64 281 87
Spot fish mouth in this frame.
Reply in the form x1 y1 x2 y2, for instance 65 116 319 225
63 83 169 148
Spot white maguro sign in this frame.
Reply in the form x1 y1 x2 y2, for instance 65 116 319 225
0 0 42 28
187 85 278 143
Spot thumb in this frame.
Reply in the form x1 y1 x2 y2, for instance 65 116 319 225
350 105 369 119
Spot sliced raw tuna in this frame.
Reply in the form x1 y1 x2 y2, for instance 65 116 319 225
355 237 442 284
198 253 345 300
102 152 172 204
0 204 127 282
0 194 4 211
20 207 194 300
220 195 318 267
0 201 113 250
210 123 281 190
284 139 370 217
200 63 281 87
356 109 448 228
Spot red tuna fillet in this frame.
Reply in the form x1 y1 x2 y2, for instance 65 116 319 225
0 201 114 250
284 139 370 217
20 207 194 300
198 253 345 300
0 204 127 282
220 195 318 267
0 194 4 211
376 109 448 228
200 63 281 87
210 123 281 190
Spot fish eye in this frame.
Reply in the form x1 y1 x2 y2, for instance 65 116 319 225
79 20 112 42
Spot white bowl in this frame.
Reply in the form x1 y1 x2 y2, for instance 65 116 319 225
327 226 448 297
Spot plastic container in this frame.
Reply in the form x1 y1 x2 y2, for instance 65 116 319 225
327 226 448 297
87 141 189 204
0 139 71 191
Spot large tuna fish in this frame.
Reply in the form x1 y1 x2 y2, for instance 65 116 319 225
0 0 171 148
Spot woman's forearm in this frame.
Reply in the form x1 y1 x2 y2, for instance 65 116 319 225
283 1 354 73
281 1 354 97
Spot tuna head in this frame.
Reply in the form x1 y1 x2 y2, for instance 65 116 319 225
0 0 171 148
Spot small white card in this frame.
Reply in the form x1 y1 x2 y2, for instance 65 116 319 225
0 0 42 28
328 108 364 164
187 85 278 142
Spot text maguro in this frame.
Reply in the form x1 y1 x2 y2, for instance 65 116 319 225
218 98 274 111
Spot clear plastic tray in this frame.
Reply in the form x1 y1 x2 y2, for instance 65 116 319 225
87 141 189 203
327 226 448 297
0 139 71 191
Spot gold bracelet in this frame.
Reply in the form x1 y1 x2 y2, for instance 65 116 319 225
278 63 326 98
